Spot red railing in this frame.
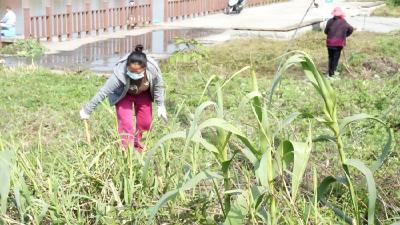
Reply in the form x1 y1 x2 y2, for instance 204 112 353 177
164 0 227 22
22 0 284 42
24 0 152 41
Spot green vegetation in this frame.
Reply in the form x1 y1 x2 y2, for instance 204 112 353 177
0 31 399 224
0 39 45 60
373 0 400 17
387 0 400 6
372 4 400 17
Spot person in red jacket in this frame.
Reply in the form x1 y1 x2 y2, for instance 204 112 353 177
324 7 354 78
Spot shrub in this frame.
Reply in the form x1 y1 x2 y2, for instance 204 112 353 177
0 39 45 58
386 0 400 6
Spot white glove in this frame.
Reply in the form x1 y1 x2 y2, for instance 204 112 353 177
157 105 168 122
80 108 90 120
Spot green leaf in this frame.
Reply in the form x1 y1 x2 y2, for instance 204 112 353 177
220 66 251 90
198 75 217 104
273 112 301 138
317 176 356 224
191 133 219 153
222 158 234 174
235 138 259 165
291 140 312 202
197 118 244 137
193 101 217 122
270 51 337 124
371 128 393 173
149 171 223 220
224 186 266 225
279 140 294 170
13 171 29 221
346 159 377 225
195 118 261 161
224 189 248 225
312 135 336 143
270 52 306 104
256 152 270 188
339 113 374 132
250 71 263 122
186 101 217 146
339 113 394 172
238 91 263 114
0 150 12 214
142 131 187 180
324 200 356 225
317 176 338 202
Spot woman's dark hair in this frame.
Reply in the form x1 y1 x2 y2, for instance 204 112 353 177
127 44 147 68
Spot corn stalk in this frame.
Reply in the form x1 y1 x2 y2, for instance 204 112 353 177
271 51 394 224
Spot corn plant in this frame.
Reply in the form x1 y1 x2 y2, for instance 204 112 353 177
271 51 394 224
144 81 239 222
146 69 316 224
0 150 12 215
220 70 315 225
147 51 394 224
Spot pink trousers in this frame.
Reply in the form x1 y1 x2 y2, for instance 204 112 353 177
115 91 152 151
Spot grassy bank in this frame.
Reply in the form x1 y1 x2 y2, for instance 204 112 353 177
0 31 399 224
372 5 400 17
0 40 44 58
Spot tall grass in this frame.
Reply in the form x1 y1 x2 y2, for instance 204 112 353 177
0 36 399 224
146 51 394 224
387 0 400 6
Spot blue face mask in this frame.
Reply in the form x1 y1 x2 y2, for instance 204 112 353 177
127 70 145 80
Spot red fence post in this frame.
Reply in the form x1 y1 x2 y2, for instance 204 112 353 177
184 0 188 19
179 0 183 19
164 0 168 22
176 0 179 20
46 6 52 41
85 2 91 35
111 7 116 31
77 12 82 38
66 4 72 39
23 8 30 39
145 1 149 24
103 1 110 32
173 0 175 19
120 0 126 29
95 9 99 35
41 16 45 38
133 2 138 25
144 2 147 24
175 0 179 20
149 0 152 24
200 0 203 15
193 0 197 17
141 2 145 25
57 13 62 41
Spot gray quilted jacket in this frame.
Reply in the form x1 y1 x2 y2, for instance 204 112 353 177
82 54 164 115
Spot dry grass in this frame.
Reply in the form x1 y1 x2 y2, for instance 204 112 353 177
372 5 400 17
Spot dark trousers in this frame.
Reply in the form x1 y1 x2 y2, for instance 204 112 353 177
327 46 343 76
